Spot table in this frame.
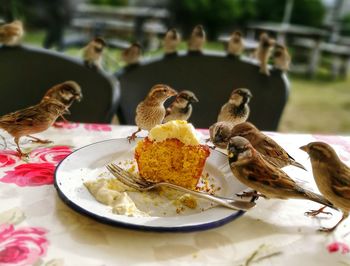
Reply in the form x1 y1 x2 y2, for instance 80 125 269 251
1 123 350 265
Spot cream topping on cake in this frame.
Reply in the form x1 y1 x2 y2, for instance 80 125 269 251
149 120 200 145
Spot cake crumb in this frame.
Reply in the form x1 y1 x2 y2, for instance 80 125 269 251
179 194 197 209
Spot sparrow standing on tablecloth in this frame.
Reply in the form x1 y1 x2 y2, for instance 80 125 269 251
163 90 198 123
227 31 244 56
217 88 252 125
300 142 350 232
188 25 206 52
254 32 275 75
273 43 291 72
0 20 24 46
82 37 106 69
228 136 334 210
121 42 142 65
163 28 181 55
127 84 177 142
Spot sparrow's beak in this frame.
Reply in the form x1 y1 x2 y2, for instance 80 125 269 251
75 93 83 102
190 95 199 103
168 89 177 97
299 145 309 153
228 152 235 158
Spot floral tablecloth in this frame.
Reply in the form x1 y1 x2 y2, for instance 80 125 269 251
0 123 350 266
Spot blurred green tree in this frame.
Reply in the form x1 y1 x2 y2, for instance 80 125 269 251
341 13 350 36
89 0 128 6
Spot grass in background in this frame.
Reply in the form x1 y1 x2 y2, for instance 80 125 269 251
23 31 350 134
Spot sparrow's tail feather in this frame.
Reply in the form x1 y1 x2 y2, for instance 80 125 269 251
303 190 336 210
292 161 307 171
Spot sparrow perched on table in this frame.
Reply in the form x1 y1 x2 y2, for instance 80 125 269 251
188 25 206 52
42 81 83 122
209 121 235 149
254 32 275 75
121 42 142 65
163 90 198 123
0 99 70 156
229 122 306 170
0 20 24 46
163 28 181 55
228 137 334 209
217 88 252 125
82 37 106 69
273 43 291 72
127 84 177 141
300 142 350 232
227 31 244 56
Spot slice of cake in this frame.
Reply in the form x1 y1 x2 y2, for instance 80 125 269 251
135 120 210 190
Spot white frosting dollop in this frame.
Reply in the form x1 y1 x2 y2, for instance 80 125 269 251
149 120 200 145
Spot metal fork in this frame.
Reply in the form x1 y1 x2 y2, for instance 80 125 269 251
106 163 256 211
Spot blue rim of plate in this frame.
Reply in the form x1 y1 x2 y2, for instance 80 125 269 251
54 138 253 233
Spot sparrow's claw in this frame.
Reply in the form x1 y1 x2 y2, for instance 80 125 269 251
318 226 335 233
305 206 332 217
16 148 28 158
127 133 137 143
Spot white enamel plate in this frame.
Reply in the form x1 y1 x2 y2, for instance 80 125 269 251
54 138 253 232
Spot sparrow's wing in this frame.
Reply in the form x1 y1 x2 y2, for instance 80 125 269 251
331 165 350 199
0 105 40 126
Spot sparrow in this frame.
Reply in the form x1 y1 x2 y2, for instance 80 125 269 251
82 37 106 69
228 122 306 170
163 90 198 123
127 84 177 141
0 99 70 156
41 81 83 122
300 142 350 232
121 42 142 65
228 136 334 210
209 121 235 149
0 20 24 46
227 31 244 56
163 28 181 55
188 25 206 52
217 88 252 125
273 43 291 72
254 32 275 75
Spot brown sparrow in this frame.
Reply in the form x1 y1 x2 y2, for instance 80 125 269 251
0 99 70 156
82 37 106 69
209 121 235 149
228 137 334 209
227 31 244 56
163 90 198 123
300 142 350 232
128 84 177 141
273 43 291 72
217 88 252 125
163 28 181 55
42 81 83 122
188 25 206 52
254 32 275 75
0 20 24 46
229 122 306 170
121 42 142 65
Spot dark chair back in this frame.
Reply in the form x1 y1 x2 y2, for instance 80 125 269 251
115 52 289 130
0 45 119 123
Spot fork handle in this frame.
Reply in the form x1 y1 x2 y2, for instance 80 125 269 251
157 182 255 211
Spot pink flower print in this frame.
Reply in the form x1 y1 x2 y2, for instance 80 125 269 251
53 121 80 129
84 123 112 132
30 146 72 164
0 163 56 186
0 150 20 168
0 224 49 266
327 241 350 254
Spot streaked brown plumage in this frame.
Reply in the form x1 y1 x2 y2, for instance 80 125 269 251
217 88 252 125
42 81 83 122
254 32 275 75
300 142 350 232
127 84 177 141
163 28 181 54
228 137 334 211
121 42 142 65
229 122 306 170
82 37 106 69
0 99 69 156
209 121 235 149
163 90 198 123
227 31 244 56
188 25 206 52
0 20 24 46
273 43 291 72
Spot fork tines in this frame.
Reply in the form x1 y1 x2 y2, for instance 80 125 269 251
107 163 150 189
